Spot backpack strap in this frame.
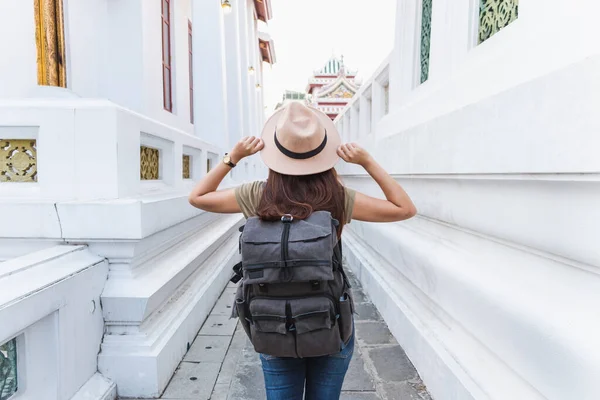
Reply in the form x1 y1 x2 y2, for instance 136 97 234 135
333 241 351 289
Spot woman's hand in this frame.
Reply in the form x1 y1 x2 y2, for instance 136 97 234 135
337 143 373 167
230 136 264 164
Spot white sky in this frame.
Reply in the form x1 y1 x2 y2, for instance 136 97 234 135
261 0 397 112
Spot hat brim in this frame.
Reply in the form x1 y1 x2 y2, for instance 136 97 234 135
260 105 341 176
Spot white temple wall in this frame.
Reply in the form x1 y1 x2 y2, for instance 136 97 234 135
141 0 194 134
0 0 271 398
0 246 114 400
0 1 41 97
336 1 600 399
65 0 109 100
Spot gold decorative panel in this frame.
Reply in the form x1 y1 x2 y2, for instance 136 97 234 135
182 155 191 179
479 0 519 44
34 0 67 87
140 146 159 180
329 84 354 99
0 139 37 182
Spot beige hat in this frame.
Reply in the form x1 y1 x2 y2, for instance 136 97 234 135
260 102 341 176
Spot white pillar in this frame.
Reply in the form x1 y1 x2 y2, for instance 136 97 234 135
192 0 229 148
371 82 384 130
237 0 251 139
359 95 371 136
224 0 244 147
244 0 258 138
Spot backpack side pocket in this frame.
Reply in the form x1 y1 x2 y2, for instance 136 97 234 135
233 284 252 339
338 291 354 344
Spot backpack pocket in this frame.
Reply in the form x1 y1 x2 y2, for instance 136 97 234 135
338 292 354 344
248 298 297 357
241 214 336 285
232 284 252 338
290 297 341 358
243 260 334 285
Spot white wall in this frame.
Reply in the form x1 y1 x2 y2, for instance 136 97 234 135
0 2 270 398
65 0 109 99
105 0 145 112
141 0 194 134
0 246 112 400
0 0 39 97
336 0 600 399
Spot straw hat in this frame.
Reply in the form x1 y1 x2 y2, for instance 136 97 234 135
260 102 341 175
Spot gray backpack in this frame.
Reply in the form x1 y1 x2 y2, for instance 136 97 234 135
231 211 354 358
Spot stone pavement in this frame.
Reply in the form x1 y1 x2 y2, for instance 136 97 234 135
123 270 431 400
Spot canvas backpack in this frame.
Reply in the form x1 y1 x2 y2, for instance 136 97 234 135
230 211 355 358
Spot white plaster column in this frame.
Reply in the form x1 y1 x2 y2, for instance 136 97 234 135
351 105 360 141
359 95 371 136
237 0 252 139
343 113 351 142
244 0 258 137
224 0 244 147
192 0 229 148
371 81 384 130
257 63 266 128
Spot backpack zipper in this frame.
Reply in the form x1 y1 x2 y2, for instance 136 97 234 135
281 217 292 281
281 222 291 266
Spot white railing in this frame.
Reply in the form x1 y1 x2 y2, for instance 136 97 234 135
334 55 390 146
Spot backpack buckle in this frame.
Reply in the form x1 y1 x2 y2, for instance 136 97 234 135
281 214 294 223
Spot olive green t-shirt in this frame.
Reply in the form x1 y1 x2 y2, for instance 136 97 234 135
234 181 356 224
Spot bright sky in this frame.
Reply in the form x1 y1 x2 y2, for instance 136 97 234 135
261 0 397 113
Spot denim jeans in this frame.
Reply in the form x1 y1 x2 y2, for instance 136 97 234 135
259 333 355 400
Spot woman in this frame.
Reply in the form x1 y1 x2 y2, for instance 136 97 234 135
189 103 416 399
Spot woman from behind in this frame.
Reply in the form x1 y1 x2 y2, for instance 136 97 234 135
189 103 416 400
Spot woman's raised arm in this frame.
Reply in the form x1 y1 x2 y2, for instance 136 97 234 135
188 136 263 213
337 143 417 223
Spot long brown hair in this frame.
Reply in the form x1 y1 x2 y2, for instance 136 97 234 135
256 168 346 237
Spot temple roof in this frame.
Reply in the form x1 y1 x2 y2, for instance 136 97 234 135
314 74 358 99
313 56 358 77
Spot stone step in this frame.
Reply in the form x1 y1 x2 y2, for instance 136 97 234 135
99 224 240 398
101 213 242 324
344 224 568 400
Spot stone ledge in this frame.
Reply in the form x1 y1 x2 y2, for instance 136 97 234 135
101 214 242 323
99 233 239 398
70 373 117 400
343 229 548 400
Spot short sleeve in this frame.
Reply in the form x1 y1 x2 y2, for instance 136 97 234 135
344 187 356 224
234 181 264 218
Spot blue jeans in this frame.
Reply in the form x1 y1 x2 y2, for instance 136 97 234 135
259 334 355 400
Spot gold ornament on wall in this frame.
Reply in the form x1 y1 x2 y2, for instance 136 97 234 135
0 140 38 182
140 146 160 180
182 155 191 179
479 0 519 44
34 0 67 87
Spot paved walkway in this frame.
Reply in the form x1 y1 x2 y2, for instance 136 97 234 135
129 270 432 400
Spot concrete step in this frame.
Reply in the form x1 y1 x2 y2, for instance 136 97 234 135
101 213 242 324
99 220 241 398
344 219 600 400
